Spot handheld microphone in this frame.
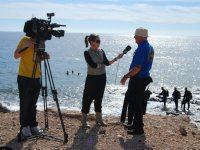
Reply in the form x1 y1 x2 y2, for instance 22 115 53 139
123 45 132 54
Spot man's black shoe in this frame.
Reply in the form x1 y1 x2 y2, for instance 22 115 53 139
123 123 132 129
127 125 135 130
127 129 144 135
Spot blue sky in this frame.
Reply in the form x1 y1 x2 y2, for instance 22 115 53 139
0 0 199 36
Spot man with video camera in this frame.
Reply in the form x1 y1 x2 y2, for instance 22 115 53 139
14 34 49 139
120 27 154 135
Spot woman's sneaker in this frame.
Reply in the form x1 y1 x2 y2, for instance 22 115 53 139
21 126 32 139
30 126 43 136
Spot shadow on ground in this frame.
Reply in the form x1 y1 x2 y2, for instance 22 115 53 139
119 134 153 150
70 124 100 149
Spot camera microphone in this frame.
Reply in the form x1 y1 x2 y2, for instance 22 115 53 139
123 45 132 54
50 23 66 28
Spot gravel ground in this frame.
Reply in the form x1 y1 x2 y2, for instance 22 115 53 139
0 110 200 150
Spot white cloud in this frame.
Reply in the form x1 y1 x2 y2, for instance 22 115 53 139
0 2 199 24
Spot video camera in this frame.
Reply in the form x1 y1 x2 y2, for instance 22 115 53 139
23 13 66 41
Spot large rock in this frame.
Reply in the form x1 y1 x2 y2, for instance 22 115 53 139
179 126 187 136
0 103 10 113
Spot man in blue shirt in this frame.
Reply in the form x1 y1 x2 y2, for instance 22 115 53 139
120 27 154 135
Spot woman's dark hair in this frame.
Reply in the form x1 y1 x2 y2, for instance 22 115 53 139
85 34 100 48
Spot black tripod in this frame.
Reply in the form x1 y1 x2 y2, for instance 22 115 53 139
18 40 68 143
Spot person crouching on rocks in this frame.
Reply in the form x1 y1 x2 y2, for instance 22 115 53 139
81 34 123 128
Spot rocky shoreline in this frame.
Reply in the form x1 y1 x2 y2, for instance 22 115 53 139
0 104 200 150
0 103 10 113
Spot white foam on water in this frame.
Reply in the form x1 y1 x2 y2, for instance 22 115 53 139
1 85 200 128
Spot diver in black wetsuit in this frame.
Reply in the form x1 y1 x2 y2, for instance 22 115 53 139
159 87 169 107
172 87 181 111
181 88 192 111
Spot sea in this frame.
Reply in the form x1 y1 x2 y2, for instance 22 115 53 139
0 32 200 127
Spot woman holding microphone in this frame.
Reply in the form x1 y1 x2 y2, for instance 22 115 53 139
81 34 123 128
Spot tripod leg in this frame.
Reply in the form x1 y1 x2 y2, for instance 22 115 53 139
43 62 49 129
55 96 68 143
42 87 48 129
39 58 49 130
44 59 68 143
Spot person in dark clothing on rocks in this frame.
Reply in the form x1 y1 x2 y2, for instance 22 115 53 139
81 34 123 128
121 88 152 127
172 87 181 111
120 27 154 135
159 87 169 107
143 89 152 115
181 88 192 111
120 94 134 126
124 88 152 130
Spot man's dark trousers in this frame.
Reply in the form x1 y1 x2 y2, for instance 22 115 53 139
128 77 149 131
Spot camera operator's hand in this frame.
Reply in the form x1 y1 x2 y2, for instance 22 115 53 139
14 39 34 59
